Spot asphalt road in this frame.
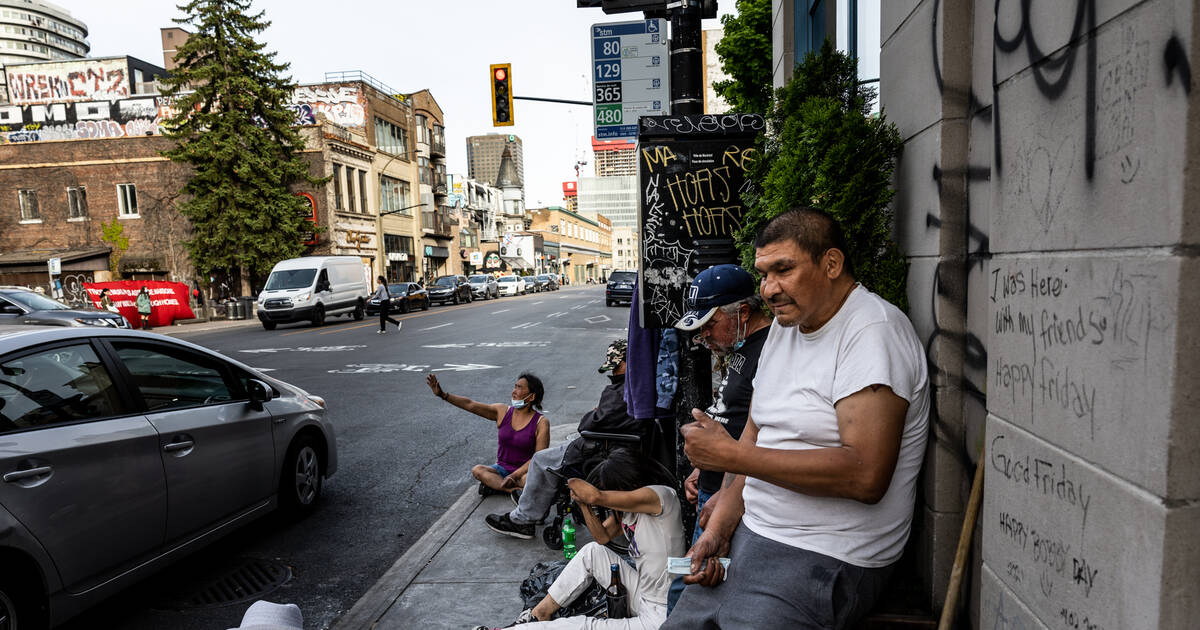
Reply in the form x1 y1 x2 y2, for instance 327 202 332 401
59 285 628 630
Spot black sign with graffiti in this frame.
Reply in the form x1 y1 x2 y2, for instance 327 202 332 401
636 113 763 328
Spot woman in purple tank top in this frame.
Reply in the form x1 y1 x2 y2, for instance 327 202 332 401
426 372 550 499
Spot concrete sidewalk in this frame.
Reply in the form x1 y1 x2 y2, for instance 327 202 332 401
332 423 592 630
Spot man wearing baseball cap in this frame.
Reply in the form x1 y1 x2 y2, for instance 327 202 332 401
484 338 642 539
666 264 772 614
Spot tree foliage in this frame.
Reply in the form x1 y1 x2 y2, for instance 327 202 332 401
712 0 772 114
736 40 908 310
160 0 324 285
100 217 129 276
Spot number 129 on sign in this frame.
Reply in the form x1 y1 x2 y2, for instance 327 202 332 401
595 104 623 125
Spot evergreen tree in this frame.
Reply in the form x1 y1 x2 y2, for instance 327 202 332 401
713 0 772 114
161 0 323 294
736 41 908 310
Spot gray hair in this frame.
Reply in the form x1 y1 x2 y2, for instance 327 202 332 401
718 294 765 316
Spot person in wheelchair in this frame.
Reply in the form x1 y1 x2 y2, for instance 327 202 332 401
485 339 643 541
474 447 683 629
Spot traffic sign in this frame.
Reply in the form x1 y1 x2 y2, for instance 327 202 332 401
591 19 669 141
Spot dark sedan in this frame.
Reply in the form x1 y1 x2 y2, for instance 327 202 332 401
605 270 637 306
366 283 429 315
527 275 548 292
536 274 559 291
0 287 129 328
427 275 473 305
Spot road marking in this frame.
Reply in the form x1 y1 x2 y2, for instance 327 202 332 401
423 341 551 348
328 362 499 374
532 301 544 305
585 315 612 324
240 345 367 354
281 301 482 337
570 304 587 310
420 323 453 331
491 309 511 314
511 321 541 329
546 312 568 318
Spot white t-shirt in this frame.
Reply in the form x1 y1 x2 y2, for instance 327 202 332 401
620 485 685 605
743 285 929 568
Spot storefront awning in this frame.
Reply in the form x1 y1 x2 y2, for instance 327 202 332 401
501 256 532 270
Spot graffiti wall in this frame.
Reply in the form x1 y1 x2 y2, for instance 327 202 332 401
0 96 177 144
289 84 366 128
5 58 131 106
881 0 1197 627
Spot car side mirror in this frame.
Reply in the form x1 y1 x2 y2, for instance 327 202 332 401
247 378 275 411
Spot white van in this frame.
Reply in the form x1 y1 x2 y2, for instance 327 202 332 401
257 256 370 329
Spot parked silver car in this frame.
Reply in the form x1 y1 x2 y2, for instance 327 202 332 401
0 287 129 328
0 326 336 629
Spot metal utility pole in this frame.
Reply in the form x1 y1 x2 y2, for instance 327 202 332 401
668 0 703 116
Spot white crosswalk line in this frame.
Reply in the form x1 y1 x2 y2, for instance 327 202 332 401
420 323 453 331
511 321 542 329
546 312 568 318
491 309 511 314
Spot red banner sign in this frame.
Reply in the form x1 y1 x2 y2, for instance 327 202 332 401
83 281 196 329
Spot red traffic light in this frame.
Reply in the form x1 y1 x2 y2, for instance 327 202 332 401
494 67 507 82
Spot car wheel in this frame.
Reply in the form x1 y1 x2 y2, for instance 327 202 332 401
311 304 325 326
262 320 277 330
422 298 430 311
0 569 48 630
453 293 460 305
399 300 410 314
607 299 615 307
353 302 365 321
280 434 322 515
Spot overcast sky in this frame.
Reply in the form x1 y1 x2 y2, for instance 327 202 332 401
66 0 733 208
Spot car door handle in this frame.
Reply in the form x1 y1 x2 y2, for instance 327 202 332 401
163 440 195 452
3 466 52 482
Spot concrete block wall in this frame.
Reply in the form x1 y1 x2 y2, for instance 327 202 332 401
884 0 1200 627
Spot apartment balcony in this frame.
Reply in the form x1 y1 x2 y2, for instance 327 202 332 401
431 136 446 157
421 208 455 240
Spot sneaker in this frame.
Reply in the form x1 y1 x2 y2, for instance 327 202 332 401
511 609 536 625
377 329 386 334
396 320 403 330
509 488 522 507
485 512 534 540
478 481 496 496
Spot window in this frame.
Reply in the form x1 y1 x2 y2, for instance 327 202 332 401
112 342 235 412
67 186 87 219
17 189 39 221
374 117 409 156
359 170 368 214
384 234 414 254
117 183 138 216
0 343 123 431
380 176 412 215
419 157 431 184
346 168 356 213
332 164 343 210
416 114 428 144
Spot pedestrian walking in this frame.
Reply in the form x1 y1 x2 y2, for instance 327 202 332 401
98 288 117 313
374 276 401 334
136 286 152 329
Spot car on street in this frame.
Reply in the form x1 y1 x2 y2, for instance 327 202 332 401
0 287 130 329
427 275 474 305
496 275 526 297
468 275 500 300
256 256 369 329
536 274 559 291
0 325 337 629
366 282 429 314
606 270 637 306
526 275 548 292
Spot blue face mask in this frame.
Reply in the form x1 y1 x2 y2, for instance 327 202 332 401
512 396 531 409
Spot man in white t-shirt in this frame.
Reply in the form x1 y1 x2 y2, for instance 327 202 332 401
663 207 929 629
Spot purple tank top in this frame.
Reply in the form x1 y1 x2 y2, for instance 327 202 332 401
497 406 540 472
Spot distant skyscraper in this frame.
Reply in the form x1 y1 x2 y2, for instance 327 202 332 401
591 137 636 177
578 176 637 229
466 133 524 188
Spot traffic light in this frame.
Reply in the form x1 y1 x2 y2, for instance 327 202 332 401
491 63 514 127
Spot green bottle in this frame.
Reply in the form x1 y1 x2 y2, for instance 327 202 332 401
562 510 577 560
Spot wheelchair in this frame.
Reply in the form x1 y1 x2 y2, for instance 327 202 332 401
541 430 642 551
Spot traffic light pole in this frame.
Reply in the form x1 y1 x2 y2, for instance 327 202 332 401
668 0 703 116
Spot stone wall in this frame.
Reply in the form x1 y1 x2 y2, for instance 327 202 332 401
883 0 1200 627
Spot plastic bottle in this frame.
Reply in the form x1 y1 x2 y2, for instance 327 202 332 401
605 562 629 619
562 511 577 560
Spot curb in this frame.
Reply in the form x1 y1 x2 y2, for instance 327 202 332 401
329 487 483 630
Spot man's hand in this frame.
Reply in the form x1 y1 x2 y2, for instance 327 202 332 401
697 488 721 530
681 409 739 472
567 478 602 505
684 468 700 505
500 475 518 490
682 529 731 586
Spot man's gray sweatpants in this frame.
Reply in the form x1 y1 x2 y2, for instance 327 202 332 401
662 523 893 629
509 442 569 525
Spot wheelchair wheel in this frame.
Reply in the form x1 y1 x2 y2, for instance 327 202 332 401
543 516 564 550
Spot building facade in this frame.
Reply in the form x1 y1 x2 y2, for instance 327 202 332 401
577 175 637 230
611 225 638 272
774 2 1198 629
591 136 636 177
0 0 88 101
526 206 612 284
466 132 523 188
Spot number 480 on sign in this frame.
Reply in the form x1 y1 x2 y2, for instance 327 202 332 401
595 104 623 125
